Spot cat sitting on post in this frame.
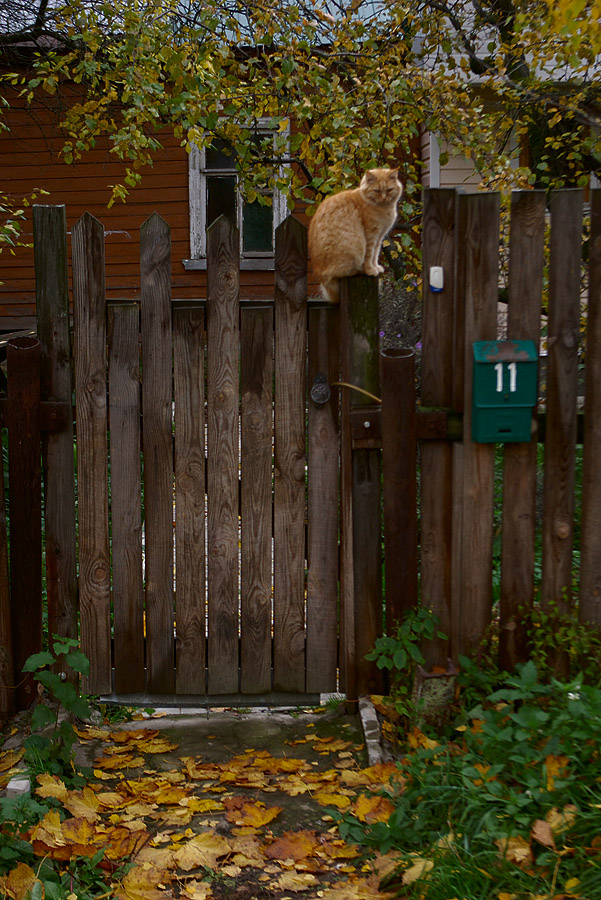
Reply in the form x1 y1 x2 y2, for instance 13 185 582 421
308 167 403 303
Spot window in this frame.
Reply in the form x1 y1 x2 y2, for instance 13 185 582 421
185 126 289 270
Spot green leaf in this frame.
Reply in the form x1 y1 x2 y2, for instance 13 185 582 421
36 670 62 693
31 705 56 731
65 649 90 676
52 681 78 707
393 648 408 670
23 651 54 673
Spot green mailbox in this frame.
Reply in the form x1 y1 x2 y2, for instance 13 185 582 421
472 340 538 443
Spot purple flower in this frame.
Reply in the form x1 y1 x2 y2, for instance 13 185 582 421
379 331 385 337
415 341 422 349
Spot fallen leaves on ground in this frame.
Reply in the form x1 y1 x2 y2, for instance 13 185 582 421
1 720 397 900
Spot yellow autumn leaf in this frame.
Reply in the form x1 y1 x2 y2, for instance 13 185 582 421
94 754 145 769
228 800 283 828
402 857 434 885
62 786 101 821
320 874 396 899
351 794 395 823
546 803 578 834
407 728 439 750
115 863 171 900
495 835 533 868
36 773 69 801
173 833 231 871
264 829 321 861
314 790 352 809
0 861 40 900
180 880 213 899
545 754 569 791
0 748 25 772
182 797 224 814
110 728 160 743
275 871 319 892
29 809 68 847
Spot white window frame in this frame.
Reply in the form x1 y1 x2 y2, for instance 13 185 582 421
185 121 289 271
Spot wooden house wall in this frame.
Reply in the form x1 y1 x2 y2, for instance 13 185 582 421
1 92 305 330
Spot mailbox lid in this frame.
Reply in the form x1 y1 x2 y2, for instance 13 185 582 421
473 340 538 407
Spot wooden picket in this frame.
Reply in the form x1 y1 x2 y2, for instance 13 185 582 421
3 189 601 716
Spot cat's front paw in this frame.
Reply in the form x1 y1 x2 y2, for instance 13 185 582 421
364 263 385 277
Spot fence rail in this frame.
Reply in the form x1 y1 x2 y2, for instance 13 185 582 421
0 189 599 716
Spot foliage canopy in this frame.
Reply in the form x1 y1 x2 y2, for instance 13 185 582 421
1 1 600 245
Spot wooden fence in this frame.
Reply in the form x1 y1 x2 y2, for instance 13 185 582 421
0 188 600 716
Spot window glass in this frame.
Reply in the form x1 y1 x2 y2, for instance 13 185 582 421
207 175 237 227
206 139 236 170
243 199 273 252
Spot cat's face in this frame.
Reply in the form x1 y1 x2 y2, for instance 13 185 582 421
360 168 403 205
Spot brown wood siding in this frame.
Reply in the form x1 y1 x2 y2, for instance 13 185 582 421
0 94 286 328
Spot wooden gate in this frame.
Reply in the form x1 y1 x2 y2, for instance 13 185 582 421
65 211 342 700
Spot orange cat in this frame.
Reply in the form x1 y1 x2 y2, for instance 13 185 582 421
308 168 403 303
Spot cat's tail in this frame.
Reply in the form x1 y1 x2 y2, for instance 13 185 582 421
320 278 340 304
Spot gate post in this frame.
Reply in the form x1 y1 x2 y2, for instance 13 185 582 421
339 275 383 703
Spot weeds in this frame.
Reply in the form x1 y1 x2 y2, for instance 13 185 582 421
338 661 601 898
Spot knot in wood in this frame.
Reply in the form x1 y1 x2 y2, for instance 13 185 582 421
92 561 109 585
555 519 570 540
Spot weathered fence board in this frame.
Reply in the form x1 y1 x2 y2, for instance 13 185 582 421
108 303 145 694
499 191 545 670
174 305 207 695
33 205 77 653
381 349 418 632
581 190 601 625
0 447 12 716
453 191 500 657
140 213 175 694
273 216 308 693
306 305 339 693
206 217 240 694
240 307 273 694
5 191 601 715
420 188 455 667
541 190 583 626
7 338 42 708
72 213 111 695
339 275 383 698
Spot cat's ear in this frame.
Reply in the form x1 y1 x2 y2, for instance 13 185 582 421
390 168 401 180
363 170 377 182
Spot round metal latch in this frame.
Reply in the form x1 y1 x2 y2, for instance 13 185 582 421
310 373 331 407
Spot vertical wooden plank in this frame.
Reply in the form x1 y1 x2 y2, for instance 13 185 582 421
273 216 307 693
206 217 240 694
380 349 417 631
306 304 339 693
0 440 12 717
7 338 42 709
240 306 273 694
420 189 455 667
454 192 500 657
541 190 583 643
108 304 145 694
140 212 174 694
72 213 111 695
174 305 207 694
581 189 601 627
499 191 545 670
33 205 77 654
340 274 383 700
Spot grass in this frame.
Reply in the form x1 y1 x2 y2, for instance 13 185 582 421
337 661 601 899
